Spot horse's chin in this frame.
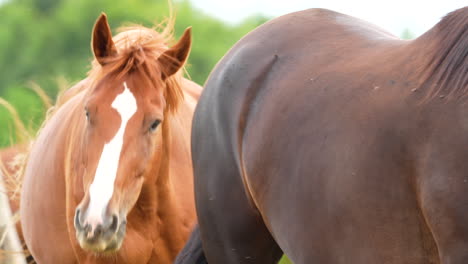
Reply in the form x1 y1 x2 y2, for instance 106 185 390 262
78 237 123 254
76 221 127 254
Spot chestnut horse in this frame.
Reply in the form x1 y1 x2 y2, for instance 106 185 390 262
20 14 201 263
177 7 468 264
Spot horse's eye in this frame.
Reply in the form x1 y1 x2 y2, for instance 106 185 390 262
85 109 90 121
149 120 161 132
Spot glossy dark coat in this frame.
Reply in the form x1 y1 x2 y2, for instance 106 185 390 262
180 7 468 264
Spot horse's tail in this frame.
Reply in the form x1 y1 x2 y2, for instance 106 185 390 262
175 225 208 264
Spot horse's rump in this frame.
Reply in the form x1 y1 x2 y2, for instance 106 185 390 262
189 7 467 264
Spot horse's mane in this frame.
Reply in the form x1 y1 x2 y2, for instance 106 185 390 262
419 7 468 100
87 21 185 113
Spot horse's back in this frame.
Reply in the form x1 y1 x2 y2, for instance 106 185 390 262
193 8 437 263
195 7 407 131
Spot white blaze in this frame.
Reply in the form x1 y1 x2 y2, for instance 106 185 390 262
86 82 137 225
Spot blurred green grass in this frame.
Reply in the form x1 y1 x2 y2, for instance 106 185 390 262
280 255 292 263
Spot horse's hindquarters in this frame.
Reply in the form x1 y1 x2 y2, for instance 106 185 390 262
191 7 446 264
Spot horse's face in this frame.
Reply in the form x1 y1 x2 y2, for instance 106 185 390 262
75 77 160 253
73 14 191 253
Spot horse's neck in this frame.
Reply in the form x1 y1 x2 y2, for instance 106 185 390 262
162 78 200 192
139 83 198 258
158 97 195 213
164 79 199 207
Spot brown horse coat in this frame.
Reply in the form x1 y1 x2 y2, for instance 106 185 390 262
182 7 467 264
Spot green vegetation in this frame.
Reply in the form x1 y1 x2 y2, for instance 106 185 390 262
401 28 415 39
281 255 293 263
0 0 268 147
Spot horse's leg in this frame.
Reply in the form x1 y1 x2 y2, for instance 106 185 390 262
419 169 468 263
193 145 283 263
174 225 207 264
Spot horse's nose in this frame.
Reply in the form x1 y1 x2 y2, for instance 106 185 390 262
86 213 119 240
74 207 119 240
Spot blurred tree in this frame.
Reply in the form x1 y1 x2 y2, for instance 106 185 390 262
17 0 62 14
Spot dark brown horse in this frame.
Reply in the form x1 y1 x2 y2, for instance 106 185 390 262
176 7 468 264
20 14 201 263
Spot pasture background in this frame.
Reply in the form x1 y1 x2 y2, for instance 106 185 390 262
0 0 269 146
0 0 417 263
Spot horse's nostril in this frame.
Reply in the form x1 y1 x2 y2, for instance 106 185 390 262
74 208 82 229
109 214 119 233
84 224 91 234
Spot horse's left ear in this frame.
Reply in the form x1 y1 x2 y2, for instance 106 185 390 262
159 27 192 79
92 13 117 66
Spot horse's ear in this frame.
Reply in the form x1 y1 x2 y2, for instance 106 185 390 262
159 27 192 79
92 13 117 66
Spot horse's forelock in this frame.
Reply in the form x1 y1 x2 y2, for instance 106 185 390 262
87 23 184 114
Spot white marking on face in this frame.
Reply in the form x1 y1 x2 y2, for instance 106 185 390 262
86 82 137 226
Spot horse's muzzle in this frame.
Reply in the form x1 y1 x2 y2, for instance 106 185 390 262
74 207 127 253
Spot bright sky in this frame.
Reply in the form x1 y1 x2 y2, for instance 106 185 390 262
190 0 467 37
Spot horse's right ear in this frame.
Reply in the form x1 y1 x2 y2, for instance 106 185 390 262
92 13 117 66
